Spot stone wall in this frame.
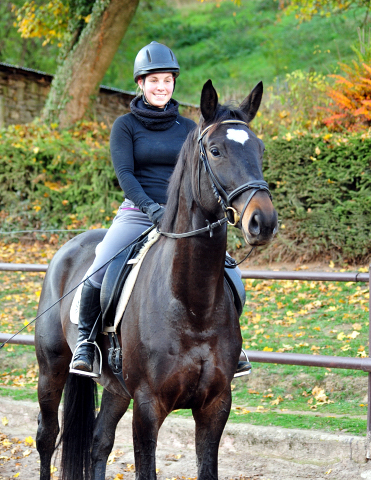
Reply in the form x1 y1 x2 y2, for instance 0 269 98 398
0 62 198 128
0 62 136 128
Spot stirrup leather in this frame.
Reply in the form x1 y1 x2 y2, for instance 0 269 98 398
69 339 103 378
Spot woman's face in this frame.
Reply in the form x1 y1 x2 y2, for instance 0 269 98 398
138 72 174 108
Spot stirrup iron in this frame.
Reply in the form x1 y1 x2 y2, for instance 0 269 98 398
234 349 252 378
69 339 103 378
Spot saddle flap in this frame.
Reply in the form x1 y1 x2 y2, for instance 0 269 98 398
100 235 149 326
224 266 246 317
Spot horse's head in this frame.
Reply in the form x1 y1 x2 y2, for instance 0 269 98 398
198 79 278 246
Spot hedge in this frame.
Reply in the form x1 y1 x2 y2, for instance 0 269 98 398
0 121 120 232
0 123 370 262
262 133 371 262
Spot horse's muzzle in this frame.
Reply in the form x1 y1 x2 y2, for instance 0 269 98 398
239 193 278 246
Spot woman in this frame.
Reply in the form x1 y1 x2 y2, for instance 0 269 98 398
71 41 196 373
71 41 251 377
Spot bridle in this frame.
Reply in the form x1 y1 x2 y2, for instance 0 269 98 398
197 119 272 227
158 119 272 241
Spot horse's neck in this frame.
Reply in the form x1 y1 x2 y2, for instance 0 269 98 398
169 184 227 319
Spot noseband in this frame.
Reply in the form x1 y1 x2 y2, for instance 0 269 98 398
198 119 272 227
158 119 272 242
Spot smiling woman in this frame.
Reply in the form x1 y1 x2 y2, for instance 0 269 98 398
70 40 197 375
138 72 175 108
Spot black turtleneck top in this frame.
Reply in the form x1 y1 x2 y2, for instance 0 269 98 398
110 97 196 210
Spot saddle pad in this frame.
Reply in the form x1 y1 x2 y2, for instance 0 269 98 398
70 241 105 324
70 272 89 325
114 229 160 331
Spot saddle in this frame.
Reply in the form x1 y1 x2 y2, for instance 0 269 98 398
100 233 150 327
224 261 246 317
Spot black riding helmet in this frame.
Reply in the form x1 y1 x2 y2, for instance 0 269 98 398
133 41 180 83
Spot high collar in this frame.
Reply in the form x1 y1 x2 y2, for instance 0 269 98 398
130 96 179 131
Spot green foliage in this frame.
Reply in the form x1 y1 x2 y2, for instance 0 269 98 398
279 0 371 24
13 1 70 46
0 0 367 105
0 121 122 232
252 69 331 137
0 1 59 72
12 0 96 47
263 132 371 262
103 0 366 104
1 123 371 262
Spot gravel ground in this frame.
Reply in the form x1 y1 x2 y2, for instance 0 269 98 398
1 398 371 480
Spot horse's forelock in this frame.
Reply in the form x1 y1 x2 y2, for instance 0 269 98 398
203 104 250 135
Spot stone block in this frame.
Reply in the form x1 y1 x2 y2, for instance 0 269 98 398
0 95 4 129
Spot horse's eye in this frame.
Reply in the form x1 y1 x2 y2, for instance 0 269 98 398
210 147 220 157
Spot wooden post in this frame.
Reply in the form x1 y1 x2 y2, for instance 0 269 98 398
367 264 371 460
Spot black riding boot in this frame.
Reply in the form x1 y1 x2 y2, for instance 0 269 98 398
71 278 101 373
235 349 252 377
225 255 252 377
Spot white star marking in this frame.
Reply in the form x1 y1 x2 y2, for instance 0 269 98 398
226 128 249 145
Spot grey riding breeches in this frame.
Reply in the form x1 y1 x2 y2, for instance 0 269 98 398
86 200 153 288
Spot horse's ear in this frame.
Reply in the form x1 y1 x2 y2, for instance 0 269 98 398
239 81 263 123
200 79 218 123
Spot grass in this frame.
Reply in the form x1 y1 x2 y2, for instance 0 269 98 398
228 411 367 435
170 408 367 436
0 240 369 436
241 276 369 360
1 0 367 105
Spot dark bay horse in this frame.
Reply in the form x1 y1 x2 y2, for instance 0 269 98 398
35 79 278 480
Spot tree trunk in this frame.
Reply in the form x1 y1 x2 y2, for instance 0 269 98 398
42 0 139 127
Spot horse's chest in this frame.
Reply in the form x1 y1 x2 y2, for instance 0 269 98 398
149 343 230 405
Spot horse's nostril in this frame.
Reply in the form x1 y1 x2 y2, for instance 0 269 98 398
248 214 261 236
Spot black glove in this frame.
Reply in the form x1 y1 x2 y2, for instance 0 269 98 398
144 202 165 225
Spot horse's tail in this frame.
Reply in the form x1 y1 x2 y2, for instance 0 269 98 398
59 373 97 480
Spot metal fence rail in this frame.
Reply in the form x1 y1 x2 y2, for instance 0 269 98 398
1 262 370 456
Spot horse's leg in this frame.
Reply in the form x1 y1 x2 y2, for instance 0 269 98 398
132 390 166 480
91 389 130 480
192 390 232 480
36 336 70 480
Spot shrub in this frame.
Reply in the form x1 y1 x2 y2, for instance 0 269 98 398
249 69 331 138
323 60 371 132
0 121 122 233
1 122 371 264
262 131 371 263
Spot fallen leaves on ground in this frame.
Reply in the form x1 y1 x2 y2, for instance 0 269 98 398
0 433 37 470
241 275 369 359
0 365 39 390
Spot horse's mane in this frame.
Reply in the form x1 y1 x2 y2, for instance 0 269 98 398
160 103 249 231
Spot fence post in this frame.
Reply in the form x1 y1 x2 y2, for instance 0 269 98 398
367 264 371 460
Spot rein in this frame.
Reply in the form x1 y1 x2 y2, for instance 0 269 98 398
158 119 272 241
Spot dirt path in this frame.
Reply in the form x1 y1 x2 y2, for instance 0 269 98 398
1 398 371 480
